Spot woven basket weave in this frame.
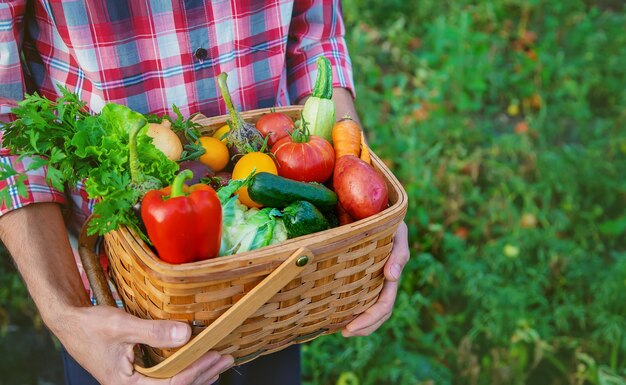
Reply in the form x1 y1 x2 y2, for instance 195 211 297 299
79 106 408 378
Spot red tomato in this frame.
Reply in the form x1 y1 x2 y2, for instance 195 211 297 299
256 112 295 146
271 135 335 183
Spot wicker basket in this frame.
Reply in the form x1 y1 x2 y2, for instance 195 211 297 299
78 106 408 378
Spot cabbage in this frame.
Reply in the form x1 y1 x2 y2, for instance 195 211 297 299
218 180 287 256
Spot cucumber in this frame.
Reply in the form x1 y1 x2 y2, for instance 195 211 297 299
283 201 330 239
248 172 337 210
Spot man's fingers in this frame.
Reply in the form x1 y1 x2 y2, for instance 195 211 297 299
343 280 398 336
171 352 233 385
168 351 225 385
114 311 191 348
342 303 392 338
385 222 410 281
345 313 390 337
189 355 234 385
133 352 226 385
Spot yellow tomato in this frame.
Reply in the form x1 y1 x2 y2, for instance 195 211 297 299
232 152 277 208
198 136 229 172
212 125 230 142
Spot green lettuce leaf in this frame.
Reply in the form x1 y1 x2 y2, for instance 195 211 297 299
0 89 180 236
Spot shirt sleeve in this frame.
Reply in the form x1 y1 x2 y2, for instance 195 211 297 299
0 0 66 216
286 0 356 104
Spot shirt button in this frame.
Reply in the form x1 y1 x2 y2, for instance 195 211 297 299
194 48 208 60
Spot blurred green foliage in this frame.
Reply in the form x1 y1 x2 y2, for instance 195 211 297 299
303 0 626 384
0 242 38 334
1 0 625 384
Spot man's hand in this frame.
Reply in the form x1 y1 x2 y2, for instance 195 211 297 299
0 203 232 384
319 88 411 337
342 221 410 337
60 306 233 385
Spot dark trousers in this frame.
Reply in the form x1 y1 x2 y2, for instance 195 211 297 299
62 345 301 385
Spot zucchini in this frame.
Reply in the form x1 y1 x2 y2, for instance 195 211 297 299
248 172 337 210
283 201 330 239
302 56 335 142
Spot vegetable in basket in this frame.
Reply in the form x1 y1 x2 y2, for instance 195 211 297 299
231 152 278 208
213 124 230 141
331 117 361 159
196 136 230 172
302 56 336 142
220 200 287 256
141 169 222 264
217 72 265 159
210 171 233 189
178 160 214 185
0 90 179 236
247 172 338 211
331 117 371 164
145 119 183 161
145 104 207 163
271 115 335 183
333 155 388 220
127 113 165 195
216 174 287 256
255 111 295 146
282 201 330 239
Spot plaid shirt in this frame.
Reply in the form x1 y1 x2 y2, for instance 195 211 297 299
0 0 354 301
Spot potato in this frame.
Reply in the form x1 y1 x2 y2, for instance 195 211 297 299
333 155 388 220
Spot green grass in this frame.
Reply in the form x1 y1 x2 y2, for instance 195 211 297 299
302 1 626 384
1 1 625 384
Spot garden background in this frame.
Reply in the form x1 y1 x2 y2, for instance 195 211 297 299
1 0 625 384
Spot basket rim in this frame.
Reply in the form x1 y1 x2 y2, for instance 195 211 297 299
105 107 408 277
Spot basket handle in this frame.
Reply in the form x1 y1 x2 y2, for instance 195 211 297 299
78 220 314 378
134 246 313 378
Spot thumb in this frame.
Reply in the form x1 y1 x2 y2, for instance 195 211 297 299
121 315 191 348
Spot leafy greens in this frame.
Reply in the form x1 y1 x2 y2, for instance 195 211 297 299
0 88 179 235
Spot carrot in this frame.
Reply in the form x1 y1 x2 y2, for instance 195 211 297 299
360 131 371 164
332 117 361 159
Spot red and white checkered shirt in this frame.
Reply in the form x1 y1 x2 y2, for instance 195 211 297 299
0 0 354 302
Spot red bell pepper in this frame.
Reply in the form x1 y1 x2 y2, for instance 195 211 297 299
141 169 222 264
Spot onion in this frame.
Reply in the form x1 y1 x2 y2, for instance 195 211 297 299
147 122 183 161
178 160 215 184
